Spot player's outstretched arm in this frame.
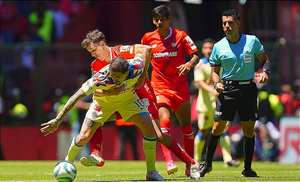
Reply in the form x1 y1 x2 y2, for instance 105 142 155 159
40 88 87 136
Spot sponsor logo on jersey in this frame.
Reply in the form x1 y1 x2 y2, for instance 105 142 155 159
152 44 157 48
94 105 102 112
239 80 251 85
120 45 131 52
118 83 134 94
172 42 176 47
153 51 177 58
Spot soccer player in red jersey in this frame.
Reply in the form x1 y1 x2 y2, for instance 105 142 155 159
141 5 200 176
81 29 201 180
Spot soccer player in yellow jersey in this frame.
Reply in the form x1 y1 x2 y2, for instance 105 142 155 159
41 51 165 181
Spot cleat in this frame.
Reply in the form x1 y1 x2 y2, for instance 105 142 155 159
224 160 241 167
199 162 212 177
80 153 105 167
189 162 200 180
166 161 178 175
146 170 165 181
241 168 259 177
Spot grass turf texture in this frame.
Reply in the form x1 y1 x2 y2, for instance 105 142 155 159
0 160 299 181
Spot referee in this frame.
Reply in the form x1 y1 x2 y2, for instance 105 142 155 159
200 9 270 178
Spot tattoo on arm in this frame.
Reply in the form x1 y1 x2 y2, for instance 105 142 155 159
56 88 87 121
83 118 95 128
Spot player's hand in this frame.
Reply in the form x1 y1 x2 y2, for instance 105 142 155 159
177 62 192 76
214 82 224 93
40 118 60 136
254 72 269 83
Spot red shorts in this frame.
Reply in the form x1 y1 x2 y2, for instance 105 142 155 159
136 79 159 120
154 86 190 112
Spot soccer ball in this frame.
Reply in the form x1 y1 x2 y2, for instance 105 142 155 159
53 160 77 182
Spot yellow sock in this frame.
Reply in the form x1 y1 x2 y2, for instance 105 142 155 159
65 136 83 162
194 136 205 161
220 135 232 163
143 136 157 173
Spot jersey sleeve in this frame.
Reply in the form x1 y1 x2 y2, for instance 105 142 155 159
115 45 135 59
141 33 149 45
181 31 198 55
209 45 220 66
253 36 265 56
127 53 145 78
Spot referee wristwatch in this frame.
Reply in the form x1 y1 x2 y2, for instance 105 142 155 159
263 69 270 76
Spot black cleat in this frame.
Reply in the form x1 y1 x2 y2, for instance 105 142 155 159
241 168 259 177
199 163 212 177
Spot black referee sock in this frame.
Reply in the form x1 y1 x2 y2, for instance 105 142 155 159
205 133 221 166
244 136 255 170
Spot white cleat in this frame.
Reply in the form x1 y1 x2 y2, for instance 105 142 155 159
189 162 201 180
80 153 105 167
146 170 166 181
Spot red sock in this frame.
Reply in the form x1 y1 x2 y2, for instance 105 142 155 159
167 138 193 165
181 124 194 159
89 128 103 155
160 118 173 163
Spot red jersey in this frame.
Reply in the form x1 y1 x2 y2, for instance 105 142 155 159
141 28 198 90
90 45 156 101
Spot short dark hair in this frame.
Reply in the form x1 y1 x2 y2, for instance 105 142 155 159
203 38 216 44
222 9 240 21
81 29 106 49
109 57 129 74
152 5 170 18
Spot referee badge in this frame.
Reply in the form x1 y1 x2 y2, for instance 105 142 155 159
243 52 251 64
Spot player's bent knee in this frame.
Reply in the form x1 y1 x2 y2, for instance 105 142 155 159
76 133 91 145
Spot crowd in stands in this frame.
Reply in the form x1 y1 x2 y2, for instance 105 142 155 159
0 1 95 125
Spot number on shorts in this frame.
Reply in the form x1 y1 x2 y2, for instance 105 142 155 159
134 99 145 109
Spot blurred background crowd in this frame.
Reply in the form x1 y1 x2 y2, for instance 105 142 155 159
0 1 299 162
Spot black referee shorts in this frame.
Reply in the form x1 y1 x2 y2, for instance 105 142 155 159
213 79 258 121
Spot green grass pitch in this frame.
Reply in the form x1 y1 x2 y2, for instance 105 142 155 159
0 160 299 181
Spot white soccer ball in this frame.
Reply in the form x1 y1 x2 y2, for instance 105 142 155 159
53 160 77 182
